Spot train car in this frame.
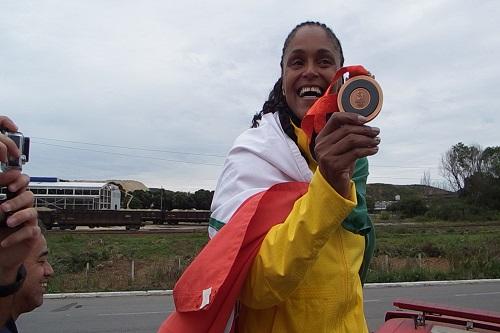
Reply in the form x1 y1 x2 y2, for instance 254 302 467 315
164 209 211 225
37 208 146 230
138 209 211 225
37 208 211 230
28 179 212 230
376 299 500 332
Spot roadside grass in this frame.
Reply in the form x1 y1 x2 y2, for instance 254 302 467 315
45 220 500 293
366 221 500 282
46 233 208 293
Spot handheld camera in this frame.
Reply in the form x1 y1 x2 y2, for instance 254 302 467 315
1 130 30 172
0 129 30 227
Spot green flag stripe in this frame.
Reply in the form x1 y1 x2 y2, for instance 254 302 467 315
209 217 225 231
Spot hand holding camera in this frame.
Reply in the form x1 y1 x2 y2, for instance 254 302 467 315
1 129 29 173
0 116 39 286
0 116 31 225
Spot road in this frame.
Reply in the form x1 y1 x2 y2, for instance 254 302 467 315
17 280 500 332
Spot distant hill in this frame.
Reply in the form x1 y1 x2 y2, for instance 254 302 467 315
366 183 454 202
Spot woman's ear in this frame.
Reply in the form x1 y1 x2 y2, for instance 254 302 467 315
280 75 286 96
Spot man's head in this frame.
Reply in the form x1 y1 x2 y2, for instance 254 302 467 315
12 234 53 319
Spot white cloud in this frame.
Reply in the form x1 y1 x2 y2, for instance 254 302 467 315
2 0 499 190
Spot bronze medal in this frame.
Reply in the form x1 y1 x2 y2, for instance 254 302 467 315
337 75 383 122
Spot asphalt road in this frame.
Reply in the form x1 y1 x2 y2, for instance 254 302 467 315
17 280 500 332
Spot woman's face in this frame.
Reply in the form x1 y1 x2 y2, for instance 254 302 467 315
282 25 341 120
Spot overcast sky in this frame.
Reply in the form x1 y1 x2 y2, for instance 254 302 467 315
2 0 499 191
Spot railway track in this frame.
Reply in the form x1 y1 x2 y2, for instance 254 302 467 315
375 222 500 228
46 221 500 235
374 221 500 233
47 224 208 235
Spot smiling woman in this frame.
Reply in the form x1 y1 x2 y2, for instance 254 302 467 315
159 21 381 333
281 25 341 120
252 22 344 129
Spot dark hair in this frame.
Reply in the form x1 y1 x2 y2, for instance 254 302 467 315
251 21 344 141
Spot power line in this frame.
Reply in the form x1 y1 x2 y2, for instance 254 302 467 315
369 176 445 181
32 137 442 171
369 176 419 180
31 137 227 158
34 142 224 167
371 164 439 169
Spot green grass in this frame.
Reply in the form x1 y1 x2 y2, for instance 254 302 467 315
45 220 500 292
46 233 208 292
375 232 500 257
48 233 208 260
367 221 500 282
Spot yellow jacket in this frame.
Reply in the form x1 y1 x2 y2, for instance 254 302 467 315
238 125 369 333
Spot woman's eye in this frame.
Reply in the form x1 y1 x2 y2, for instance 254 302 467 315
319 58 334 66
290 59 304 67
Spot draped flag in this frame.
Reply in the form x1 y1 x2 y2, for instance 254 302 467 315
158 182 309 333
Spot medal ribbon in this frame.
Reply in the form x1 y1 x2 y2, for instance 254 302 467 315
300 65 370 141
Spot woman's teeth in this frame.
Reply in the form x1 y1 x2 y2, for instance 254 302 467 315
298 86 323 97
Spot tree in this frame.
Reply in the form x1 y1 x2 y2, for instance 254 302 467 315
124 188 215 210
420 169 434 197
387 197 428 218
365 195 375 213
482 146 500 178
128 190 151 209
420 169 431 187
463 146 500 209
161 190 174 211
172 191 195 209
149 188 173 210
440 143 483 192
192 189 214 210
440 143 500 210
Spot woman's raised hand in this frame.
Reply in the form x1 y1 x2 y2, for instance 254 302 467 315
314 113 380 197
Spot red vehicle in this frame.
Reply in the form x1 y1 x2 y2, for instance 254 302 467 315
376 299 500 332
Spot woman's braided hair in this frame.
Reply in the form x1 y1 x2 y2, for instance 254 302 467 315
251 21 344 142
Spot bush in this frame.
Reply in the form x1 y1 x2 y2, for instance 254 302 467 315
387 197 428 218
420 242 443 257
378 211 391 221
366 268 450 283
426 197 499 221
51 239 112 273
445 238 500 275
